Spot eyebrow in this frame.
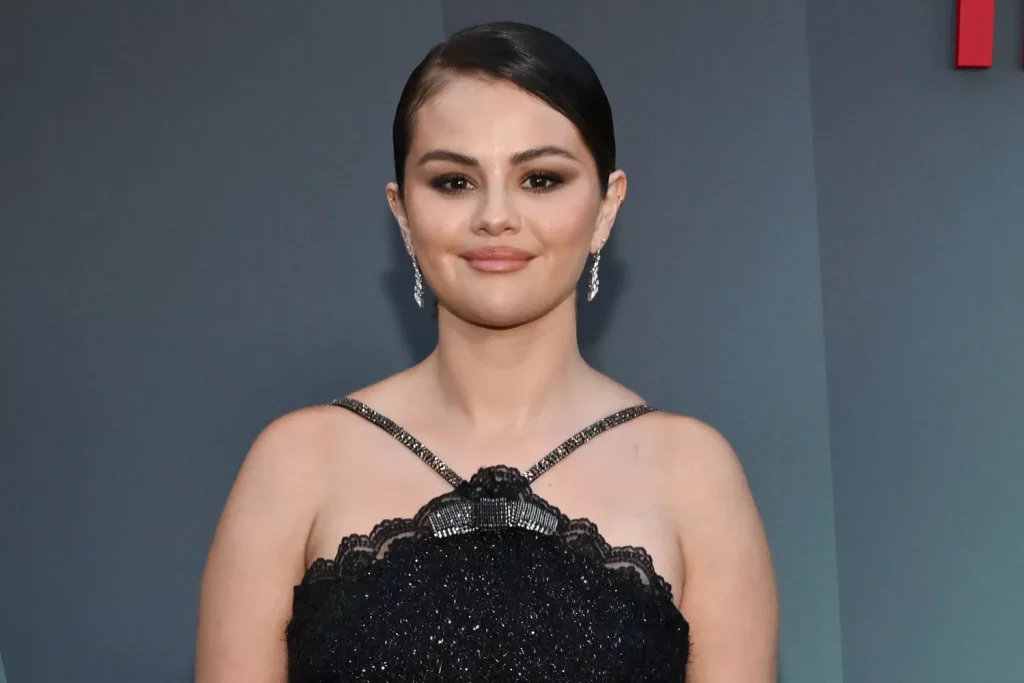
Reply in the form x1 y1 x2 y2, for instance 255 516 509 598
416 145 579 167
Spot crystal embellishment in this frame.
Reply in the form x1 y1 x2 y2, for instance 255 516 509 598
428 497 562 538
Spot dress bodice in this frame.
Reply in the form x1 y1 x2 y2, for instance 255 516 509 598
285 398 690 682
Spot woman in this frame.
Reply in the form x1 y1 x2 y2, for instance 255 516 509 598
196 20 777 683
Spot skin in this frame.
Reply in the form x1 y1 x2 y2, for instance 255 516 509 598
195 73 778 682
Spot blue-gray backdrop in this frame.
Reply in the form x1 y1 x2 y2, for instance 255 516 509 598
1 2 1021 682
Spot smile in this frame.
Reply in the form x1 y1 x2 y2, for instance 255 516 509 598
460 246 535 273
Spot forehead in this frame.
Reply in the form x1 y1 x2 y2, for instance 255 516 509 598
410 75 587 156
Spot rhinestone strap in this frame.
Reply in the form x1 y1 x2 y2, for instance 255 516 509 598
330 397 464 487
522 404 658 482
330 397 657 487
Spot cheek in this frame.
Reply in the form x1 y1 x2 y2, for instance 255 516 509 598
527 189 599 250
404 189 470 246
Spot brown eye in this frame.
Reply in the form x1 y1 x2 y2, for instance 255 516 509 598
522 171 564 192
431 174 474 194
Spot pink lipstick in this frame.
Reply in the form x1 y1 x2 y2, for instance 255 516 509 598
460 246 535 273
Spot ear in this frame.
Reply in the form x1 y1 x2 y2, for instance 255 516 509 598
592 169 627 253
386 181 415 254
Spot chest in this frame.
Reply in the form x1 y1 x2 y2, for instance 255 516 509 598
306 457 686 606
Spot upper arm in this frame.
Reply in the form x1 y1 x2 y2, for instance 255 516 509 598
194 407 330 683
670 418 778 683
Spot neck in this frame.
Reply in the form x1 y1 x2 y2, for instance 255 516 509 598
425 295 589 434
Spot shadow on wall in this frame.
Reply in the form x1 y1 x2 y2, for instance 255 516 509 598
381 211 438 363
576 226 627 367
381 210 630 367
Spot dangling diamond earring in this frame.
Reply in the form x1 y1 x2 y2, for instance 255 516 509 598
403 236 425 308
586 200 617 302
587 250 602 302
411 256 424 308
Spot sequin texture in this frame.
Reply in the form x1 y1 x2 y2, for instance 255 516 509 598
286 401 689 681
287 467 689 682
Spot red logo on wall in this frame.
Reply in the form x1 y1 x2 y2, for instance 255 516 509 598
955 0 1024 67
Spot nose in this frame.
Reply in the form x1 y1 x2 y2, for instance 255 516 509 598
473 184 519 237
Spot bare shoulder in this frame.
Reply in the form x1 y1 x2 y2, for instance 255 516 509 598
243 403 343 472
210 403 348 547
195 403 343 683
646 411 779 681
221 403 354 515
647 411 748 497
645 411 763 552
588 376 745 492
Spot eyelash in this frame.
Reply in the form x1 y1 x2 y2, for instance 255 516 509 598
429 171 565 195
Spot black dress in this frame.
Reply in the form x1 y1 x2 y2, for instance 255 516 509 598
286 397 690 682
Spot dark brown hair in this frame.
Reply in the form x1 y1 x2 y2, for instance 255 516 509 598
391 21 616 197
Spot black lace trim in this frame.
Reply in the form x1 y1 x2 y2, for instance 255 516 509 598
300 465 675 606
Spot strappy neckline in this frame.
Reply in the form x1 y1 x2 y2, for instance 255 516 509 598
330 396 658 487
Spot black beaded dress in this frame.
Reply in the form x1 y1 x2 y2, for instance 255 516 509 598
286 397 690 682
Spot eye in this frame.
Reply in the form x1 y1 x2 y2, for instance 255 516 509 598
521 171 564 193
430 173 474 194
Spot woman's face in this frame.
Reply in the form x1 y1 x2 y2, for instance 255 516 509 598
387 74 625 328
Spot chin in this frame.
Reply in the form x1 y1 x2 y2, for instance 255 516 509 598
449 297 556 329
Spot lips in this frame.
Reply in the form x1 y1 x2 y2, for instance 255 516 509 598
460 246 535 273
